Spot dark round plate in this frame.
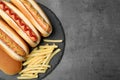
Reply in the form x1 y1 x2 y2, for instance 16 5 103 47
0 2 65 80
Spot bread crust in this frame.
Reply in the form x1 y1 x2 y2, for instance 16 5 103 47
0 47 22 75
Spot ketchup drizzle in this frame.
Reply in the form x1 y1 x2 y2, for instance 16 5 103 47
0 1 37 42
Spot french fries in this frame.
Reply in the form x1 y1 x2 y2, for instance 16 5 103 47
17 40 62 80
43 39 63 43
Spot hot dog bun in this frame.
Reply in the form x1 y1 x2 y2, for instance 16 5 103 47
0 18 29 61
11 0 52 37
0 0 41 47
0 47 22 75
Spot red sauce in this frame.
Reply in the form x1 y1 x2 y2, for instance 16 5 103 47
0 1 37 42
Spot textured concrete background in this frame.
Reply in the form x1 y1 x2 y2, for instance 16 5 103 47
38 0 120 80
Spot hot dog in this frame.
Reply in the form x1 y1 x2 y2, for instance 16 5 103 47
0 0 41 47
11 0 52 37
0 47 22 75
0 18 29 61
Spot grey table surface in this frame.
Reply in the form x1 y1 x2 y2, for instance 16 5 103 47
38 0 120 80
